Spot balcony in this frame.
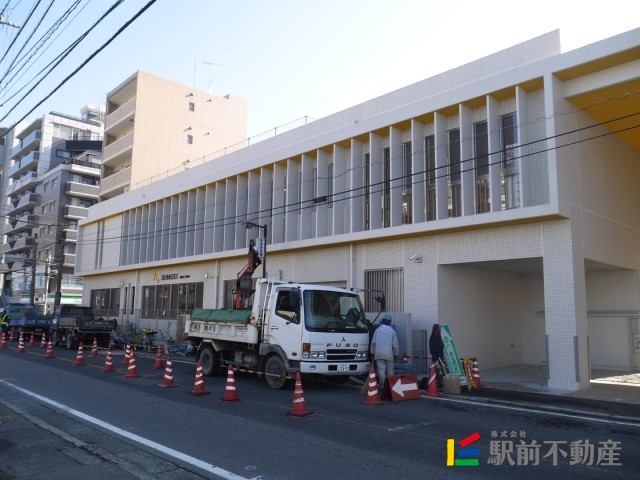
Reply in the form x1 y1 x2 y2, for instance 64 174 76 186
64 229 78 242
11 130 41 158
100 165 131 200
103 131 133 166
105 97 136 134
64 205 89 220
7 151 39 179
3 214 35 236
66 182 100 200
63 253 76 267
3 235 35 255
5 193 37 216
7 172 38 196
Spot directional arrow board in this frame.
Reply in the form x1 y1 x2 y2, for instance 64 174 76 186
386 374 420 402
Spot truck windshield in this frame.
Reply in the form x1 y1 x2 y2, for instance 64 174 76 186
303 290 368 333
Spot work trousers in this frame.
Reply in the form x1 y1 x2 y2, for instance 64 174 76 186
376 359 395 388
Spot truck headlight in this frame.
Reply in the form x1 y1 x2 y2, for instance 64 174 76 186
303 351 326 359
356 351 368 359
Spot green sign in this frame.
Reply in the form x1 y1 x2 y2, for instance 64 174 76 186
440 325 468 387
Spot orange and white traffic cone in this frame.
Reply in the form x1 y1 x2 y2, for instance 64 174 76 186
44 339 56 359
73 342 86 366
0 332 6 349
472 357 483 389
425 363 440 398
122 343 131 364
9 328 15 342
158 356 177 388
17 332 25 353
90 337 99 357
28 332 35 346
40 334 47 349
188 360 209 396
364 364 381 406
288 372 313 418
220 365 241 402
152 345 164 369
102 345 115 372
124 350 140 378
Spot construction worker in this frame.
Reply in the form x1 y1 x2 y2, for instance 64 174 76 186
370 313 399 388
0 309 9 336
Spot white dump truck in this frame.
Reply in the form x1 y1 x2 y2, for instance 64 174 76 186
184 279 371 389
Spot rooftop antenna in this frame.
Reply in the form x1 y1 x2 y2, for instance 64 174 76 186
202 61 220 93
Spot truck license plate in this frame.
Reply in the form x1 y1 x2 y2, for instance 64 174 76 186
337 364 350 372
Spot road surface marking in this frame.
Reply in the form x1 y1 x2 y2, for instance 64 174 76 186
1 380 250 480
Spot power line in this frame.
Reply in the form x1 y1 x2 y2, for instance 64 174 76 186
0 0 156 131
0 0 41 65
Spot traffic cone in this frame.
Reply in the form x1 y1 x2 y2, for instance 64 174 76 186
90 337 99 357
102 345 115 372
40 334 47 349
124 350 140 378
152 345 164 369
0 332 6 349
28 332 35 346
122 343 131 364
364 364 381 406
158 356 177 388
9 328 15 342
219 365 241 402
425 363 440 398
17 332 25 353
188 360 209 396
73 343 86 366
44 339 56 359
288 372 314 418
472 357 483 389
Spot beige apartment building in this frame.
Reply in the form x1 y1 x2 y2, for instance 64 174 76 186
100 70 248 200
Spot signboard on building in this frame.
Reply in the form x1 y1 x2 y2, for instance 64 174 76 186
440 324 468 387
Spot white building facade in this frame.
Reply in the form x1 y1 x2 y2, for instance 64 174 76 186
76 30 640 393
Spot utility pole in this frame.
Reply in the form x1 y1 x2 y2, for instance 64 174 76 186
53 229 66 312
43 254 51 315
29 234 38 306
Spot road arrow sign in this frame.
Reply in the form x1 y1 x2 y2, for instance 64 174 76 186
383 374 420 402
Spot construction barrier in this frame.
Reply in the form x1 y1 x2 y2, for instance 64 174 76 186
91 338 99 357
16 333 25 353
102 346 115 372
219 364 241 402
153 345 164 369
364 364 381 406
188 360 209 396
288 372 313 418
125 350 140 378
73 343 86 366
159 356 177 388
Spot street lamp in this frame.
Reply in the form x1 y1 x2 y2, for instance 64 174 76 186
242 221 267 278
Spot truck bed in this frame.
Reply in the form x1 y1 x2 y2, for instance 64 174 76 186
186 309 259 344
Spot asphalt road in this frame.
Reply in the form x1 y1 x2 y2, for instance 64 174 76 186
1 343 639 480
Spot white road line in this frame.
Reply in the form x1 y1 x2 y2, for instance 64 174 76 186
423 395 640 428
1 380 250 480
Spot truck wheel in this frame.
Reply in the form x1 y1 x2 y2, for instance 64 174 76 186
200 345 221 376
66 333 76 350
264 355 289 390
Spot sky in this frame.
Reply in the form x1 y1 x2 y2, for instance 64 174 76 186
0 0 639 140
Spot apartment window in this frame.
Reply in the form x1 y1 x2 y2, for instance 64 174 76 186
364 153 370 230
41 205 46 214
51 178 58 188
43 181 49 192
327 163 333 208
500 113 518 168
383 147 390 228
500 112 519 209
474 121 490 213
424 135 436 221
187 135 193 144
401 141 412 224
56 149 72 159
188 102 195 112
448 129 461 217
